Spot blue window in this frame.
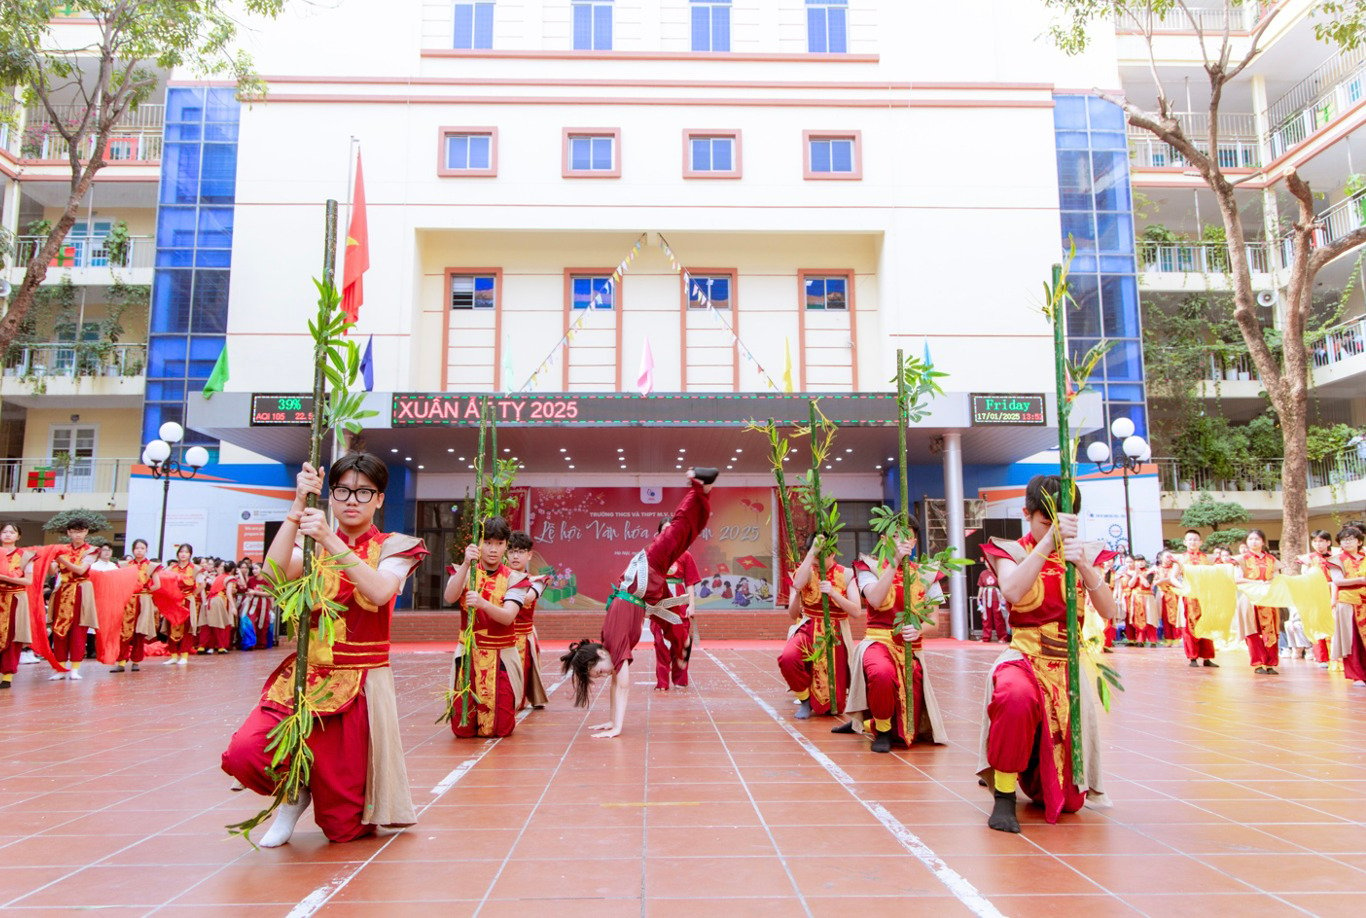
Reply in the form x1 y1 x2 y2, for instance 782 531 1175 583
687 275 731 309
444 133 493 171
453 2 494 49
571 275 614 309
450 274 497 309
573 0 613 50
568 134 616 172
689 135 735 174
808 136 855 174
807 0 847 53
691 0 731 52
804 275 848 310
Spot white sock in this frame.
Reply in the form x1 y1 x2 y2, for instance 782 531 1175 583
259 788 311 848
68 668 83 680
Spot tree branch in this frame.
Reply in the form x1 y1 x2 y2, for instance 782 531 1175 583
1308 224 1366 275
1226 5 1281 83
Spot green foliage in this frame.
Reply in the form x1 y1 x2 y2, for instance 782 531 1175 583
1244 411 1282 460
890 354 948 423
103 221 131 267
1204 528 1249 550
894 547 972 630
1306 423 1357 462
1180 493 1250 531
1314 1 1366 51
43 508 112 533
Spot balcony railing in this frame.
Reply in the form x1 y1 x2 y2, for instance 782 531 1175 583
1267 48 1366 158
1196 350 1259 383
1128 113 1262 169
0 457 134 500
1280 192 1366 264
12 234 154 271
1116 2 1262 34
1311 317 1366 370
1140 241 1271 274
3 342 147 379
1156 447 1366 495
18 102 164 162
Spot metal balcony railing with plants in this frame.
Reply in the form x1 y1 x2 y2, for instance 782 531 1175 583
1267 48 1366 158
3 342 147 379
1156 447 1366 495
1140 241 1271 274
1115 2 1262 33
1128 113 1262 169
0 456 134 500
1279 192 1366 265
12 234 154 271
18 102 164 162
1311 317 1366 370
1195 350 1259 383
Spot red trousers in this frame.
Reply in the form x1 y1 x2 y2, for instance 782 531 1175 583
981 602 1007 642
167 623 195 655
987 660 1085 817
777 617 848 715
450 658 516 738
197 625 232 651
118 633 146 663
0 640 19 675
1342 624 1366 682
862 643 926 745
50 625 88 664
1183 628 1215 661
222 695 373 843
651 617 691 689
1246 606 1280 667
1129 624 1157 644
1103 623 1115 648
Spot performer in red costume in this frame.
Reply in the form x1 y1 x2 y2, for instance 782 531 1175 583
506 530 548 710
651 522 700 692
778 533 857 719
1235 529 1281 675
110 539 160 673
47 518 99 680
978 475 1118 834
560 468 715 738
197 561 238 654
222 452 427 847
837 526 947 753
1175 530 1218 667
0 524 34 689
977 563 1007 643
1330 525 1366 685
444 517 530 737
1126 556 1158 647
164 545 198 665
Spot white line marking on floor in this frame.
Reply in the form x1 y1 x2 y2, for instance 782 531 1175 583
706 650 1004 918
285 672 569 918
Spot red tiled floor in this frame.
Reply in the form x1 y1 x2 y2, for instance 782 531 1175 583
0 640 1361 916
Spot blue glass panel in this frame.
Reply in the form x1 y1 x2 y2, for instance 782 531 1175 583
187 358 219 378
692 6 710 50
1094 211 1133 254
593 4 612 50
713 138 732 171
825 277 847 307
691 138 711 171
157 207 198 249
1060 211 1095 251
205 89 240 123
155 249 196 267
1104 341 1144 381
831 139 853 172
1052 94 1088 131
165 87 206 124
1107 402 1148 438
146 380 187 401
151 270 193 333
454 3 474 48
827 7 847 52
573 4 592 49
1089 130 1127 151
190 271 231 333
200 144 238 202
807 9 826 52
159 144 201 205
1087 96 1125 132
197 208 234 248
811 140 831 172
713 6 730 51
590 136 613 170
570 137 590 170
1067 337 1101 367
1054 130 1090 150
203 123 239 143
1065 273 1102 338
1091 151 1132 212
1069 254 1098 273
1105 383 1145 402
1100 275 1140 337
709 277 730 304
189 337 226 361
1099 255 1136 274
447 135 468 169
1055 150 1091 209
804 277 825 308
163 123 202 142
196 249 232 268
147 336 188 377
469 135 490 169
474 3 494 48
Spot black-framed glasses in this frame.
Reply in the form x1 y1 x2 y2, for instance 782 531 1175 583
330 486 378 504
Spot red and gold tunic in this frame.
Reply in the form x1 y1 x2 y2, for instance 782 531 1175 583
48 543 95 638
852 558 931 741
168 562 198 637
0 547 32 649
454 563 527 735
1338 551 1366 648
122 558 159 642
1240 550 1280 649
263 527 427 716
797 560 849 710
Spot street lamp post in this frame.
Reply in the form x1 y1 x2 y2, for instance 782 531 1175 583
1085 417 1151 556
142 422 210 560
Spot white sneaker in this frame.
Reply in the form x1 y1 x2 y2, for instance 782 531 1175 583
175 657 188 666
163 657 177 665
68 669 83 681
48 671 67 681
1354 680 1366 687
19 649 39 665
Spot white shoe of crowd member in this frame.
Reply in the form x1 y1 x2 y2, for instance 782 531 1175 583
175 656 188 666
19 649 39 665
68 669 83 681
48 671 67 681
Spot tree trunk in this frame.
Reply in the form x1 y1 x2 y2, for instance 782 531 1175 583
1279 393 1310 570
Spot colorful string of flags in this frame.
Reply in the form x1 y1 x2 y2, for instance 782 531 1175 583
513 232 782 394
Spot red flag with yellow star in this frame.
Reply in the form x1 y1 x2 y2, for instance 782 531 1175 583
341 151 369 326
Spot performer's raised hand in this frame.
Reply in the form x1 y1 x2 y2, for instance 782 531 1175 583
818 580 833 595
894 539 916 563
296 507 332 544
464 590 482 611
294 462 323 506
901 624 922 643
463 544 480 565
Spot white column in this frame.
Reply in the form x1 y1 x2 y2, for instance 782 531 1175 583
943 429 968 640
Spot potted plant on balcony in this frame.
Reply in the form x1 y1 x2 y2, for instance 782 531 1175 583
1140 224 1181 270
103 221 131 268
1200 224 1229 272
1345 174 1366 225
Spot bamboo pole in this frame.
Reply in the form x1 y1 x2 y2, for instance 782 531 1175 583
1050 264 1085 780
290 199 337 751
896 349 915 735
768 419 801 587
808 401 838 714
458 397 491 729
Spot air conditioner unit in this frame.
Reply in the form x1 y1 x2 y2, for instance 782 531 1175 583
1256 290 1278 308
